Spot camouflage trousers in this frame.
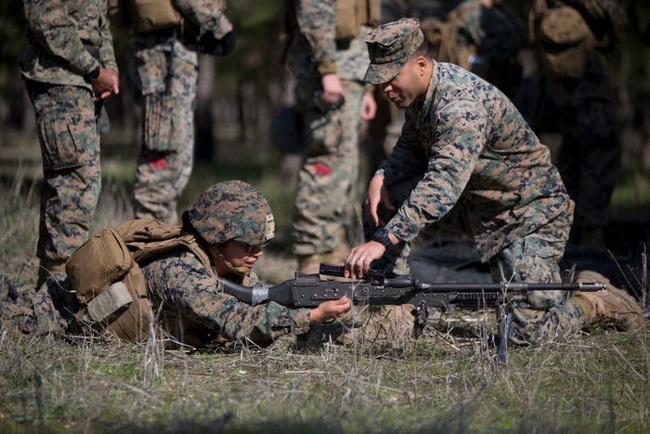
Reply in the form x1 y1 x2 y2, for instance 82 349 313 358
129 37 198 224
549 51 620 228
291 79 365 256
26 81 102 263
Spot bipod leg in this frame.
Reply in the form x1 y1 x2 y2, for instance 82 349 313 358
411 300 429 339
496 304 512 366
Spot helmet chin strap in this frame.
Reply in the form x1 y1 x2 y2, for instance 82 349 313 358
214 248 249 276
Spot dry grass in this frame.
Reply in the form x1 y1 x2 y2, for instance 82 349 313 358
1 325 648 433
1 172 649 433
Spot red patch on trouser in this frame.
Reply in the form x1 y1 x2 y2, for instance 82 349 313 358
313 164 331 175
150 159 167 168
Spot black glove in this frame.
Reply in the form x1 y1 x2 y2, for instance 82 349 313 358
198 30 236 56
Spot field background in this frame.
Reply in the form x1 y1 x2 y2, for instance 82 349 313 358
1 1 650 432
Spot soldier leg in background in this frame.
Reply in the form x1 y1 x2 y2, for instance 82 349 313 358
324 175 429 347
551 53 620 249
362 86 403 181
131 41 198 224
26 82 102 288
292 80 365 273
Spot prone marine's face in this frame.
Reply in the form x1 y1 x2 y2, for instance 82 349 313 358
222 240 263 272
209 240 264 276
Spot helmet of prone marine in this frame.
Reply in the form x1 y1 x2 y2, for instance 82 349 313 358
183 180 275 247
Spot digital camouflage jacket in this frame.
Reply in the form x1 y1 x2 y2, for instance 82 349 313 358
378 61 573 262
19 0 118 90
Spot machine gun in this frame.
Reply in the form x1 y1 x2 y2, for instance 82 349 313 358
221 264 605 363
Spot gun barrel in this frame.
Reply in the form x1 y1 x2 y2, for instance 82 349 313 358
415 281 606 292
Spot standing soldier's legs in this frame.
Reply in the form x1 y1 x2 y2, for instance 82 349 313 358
132 50 198 224
27 82 101 287
292 80 364 272
132 134 194 224
362 88 404 179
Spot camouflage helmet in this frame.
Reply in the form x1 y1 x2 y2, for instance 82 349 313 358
184 180 275 247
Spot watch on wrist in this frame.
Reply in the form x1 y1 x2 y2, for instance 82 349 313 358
373 228 394 248
84 66 101 83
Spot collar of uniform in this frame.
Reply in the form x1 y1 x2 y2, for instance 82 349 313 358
416 59 440 129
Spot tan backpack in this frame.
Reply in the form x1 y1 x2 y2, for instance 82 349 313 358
529 0 596 79
65 219 214 342
421 0 482 70
108 0 182 33
108 0 229 34
335 0 382 40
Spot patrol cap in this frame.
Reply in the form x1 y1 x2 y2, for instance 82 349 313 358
364 18 425 85
184 180 275 247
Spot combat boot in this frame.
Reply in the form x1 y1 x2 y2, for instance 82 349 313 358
571 270 645 331
36 258 66 289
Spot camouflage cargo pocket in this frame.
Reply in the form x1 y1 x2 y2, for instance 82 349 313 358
309 115 343 156
143 93 179 152
38 111 83 171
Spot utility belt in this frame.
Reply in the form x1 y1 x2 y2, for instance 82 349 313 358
134 26 184 49
136 26 179 39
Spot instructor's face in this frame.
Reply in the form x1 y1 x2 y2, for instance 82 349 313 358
381 56 428 108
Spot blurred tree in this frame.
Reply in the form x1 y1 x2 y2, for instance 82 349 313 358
0 1 29 134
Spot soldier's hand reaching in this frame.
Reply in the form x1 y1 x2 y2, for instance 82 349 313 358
343 241 386 279
309 296 351 322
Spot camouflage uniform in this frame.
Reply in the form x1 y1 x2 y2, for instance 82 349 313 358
285 0 375 261
1 181 312 347
365 19 582 345
126 0 233 224
19 0 118 267
0 253 311 346
530 0 627 237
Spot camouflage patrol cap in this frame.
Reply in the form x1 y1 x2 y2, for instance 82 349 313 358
364 18 425 85
184 180 275 247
